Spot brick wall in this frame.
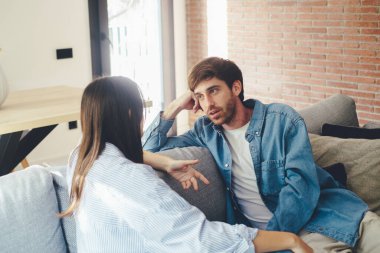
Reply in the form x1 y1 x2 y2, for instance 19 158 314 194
186 0 208 123
186 0 380 125
186 0 208 70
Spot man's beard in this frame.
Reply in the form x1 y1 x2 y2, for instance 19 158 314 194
208 98 235 125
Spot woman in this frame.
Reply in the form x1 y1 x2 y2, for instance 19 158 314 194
61 76 312 253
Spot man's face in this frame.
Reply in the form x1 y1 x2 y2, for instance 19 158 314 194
193 77 240 126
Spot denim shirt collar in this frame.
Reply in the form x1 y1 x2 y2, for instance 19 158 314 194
245 99 266 142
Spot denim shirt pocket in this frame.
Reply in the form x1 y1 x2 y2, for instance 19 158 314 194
260 160 286 195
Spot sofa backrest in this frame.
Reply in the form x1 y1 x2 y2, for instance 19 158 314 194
299 94 359 135
157 146 226 222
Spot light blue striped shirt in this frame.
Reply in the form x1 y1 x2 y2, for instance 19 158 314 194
67 143 258 253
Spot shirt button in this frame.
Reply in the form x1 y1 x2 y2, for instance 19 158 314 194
225 163 229 167
255 131 259 136
226 187 230 191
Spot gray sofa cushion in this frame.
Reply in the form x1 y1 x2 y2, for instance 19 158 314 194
49 166 77 253
0 166 66 253
309 134 380 215
158 147 226 222
299 94 359 134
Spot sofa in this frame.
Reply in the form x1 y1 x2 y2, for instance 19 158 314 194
0 94 379 253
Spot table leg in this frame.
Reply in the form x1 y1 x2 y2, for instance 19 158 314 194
0 125 57 176
0 131 23 176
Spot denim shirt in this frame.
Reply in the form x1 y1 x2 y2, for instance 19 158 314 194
142 99 368 247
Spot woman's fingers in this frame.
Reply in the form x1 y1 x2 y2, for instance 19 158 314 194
182 159 199 166
190 177 199 191
178 169 210 190
195 171 210 185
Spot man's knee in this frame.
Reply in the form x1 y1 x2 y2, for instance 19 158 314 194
355 211 380 253
299 230 352 253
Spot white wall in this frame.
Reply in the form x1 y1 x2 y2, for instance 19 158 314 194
0 0 92 166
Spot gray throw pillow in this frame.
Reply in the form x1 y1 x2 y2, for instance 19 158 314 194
157 147 226 222
299 94 359 134
0 166 67 253
309 134 380 215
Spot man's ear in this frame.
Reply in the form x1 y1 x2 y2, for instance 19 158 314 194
232 80 242 96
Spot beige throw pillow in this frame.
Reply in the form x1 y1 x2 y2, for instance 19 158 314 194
309 133 380 215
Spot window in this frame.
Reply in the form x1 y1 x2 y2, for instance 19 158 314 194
89 0 168 128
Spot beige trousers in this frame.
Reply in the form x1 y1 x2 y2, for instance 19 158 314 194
299 211 380 253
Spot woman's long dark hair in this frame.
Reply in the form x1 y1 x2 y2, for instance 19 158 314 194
60 76 144 217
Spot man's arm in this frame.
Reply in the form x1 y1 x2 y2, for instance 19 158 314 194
162 90 200 120
266 119 320 234
142 91 204 152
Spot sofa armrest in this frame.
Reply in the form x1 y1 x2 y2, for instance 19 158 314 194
0 166 67 252
157 146 226 222
299 94 359 135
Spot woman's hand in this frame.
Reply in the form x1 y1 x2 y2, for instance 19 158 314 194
143 151 209 190
291 236 313 253
253 230 313 253
166 159 210 190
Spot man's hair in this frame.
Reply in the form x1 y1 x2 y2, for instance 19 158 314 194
188 57 244 101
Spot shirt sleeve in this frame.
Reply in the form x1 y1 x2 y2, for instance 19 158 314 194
142 112 205 152
266 118 320 233
140 168 258 253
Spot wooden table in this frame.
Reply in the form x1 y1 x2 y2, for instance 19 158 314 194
0 86 82 176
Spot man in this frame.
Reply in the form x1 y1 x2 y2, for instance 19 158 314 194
142 57 380 252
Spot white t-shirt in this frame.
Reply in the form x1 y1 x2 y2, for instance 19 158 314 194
224 122 273 229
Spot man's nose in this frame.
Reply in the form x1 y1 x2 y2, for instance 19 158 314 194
204 95 214 107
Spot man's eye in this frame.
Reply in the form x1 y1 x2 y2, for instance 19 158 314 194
195 95 203 100
210 89 218 94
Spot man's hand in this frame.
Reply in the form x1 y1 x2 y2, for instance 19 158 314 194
166 159 210 190
162 91 201 120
